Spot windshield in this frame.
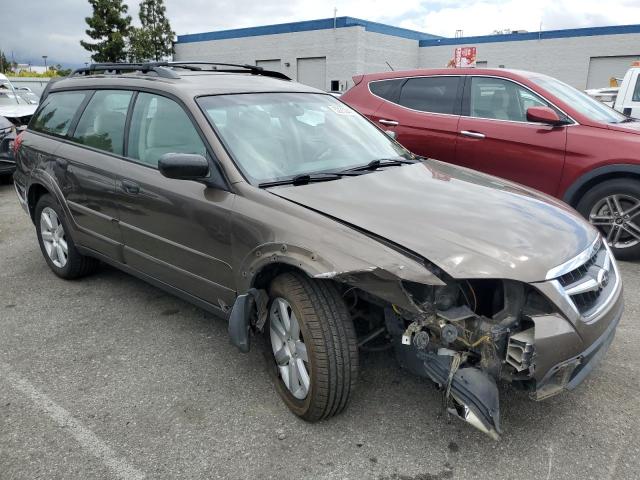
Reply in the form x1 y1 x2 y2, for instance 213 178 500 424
0 80 26 106
531 75 627 124
197 92 412 184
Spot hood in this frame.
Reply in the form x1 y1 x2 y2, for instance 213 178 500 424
270 160 598 283
608 120 640 135
0 104 37 119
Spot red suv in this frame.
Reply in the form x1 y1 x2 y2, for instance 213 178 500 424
342 68 640 259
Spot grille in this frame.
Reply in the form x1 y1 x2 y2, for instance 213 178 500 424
554 240 615 317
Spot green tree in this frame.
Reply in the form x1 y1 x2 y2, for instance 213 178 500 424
0 51 10 73
80 0 132 63
132 0 175 62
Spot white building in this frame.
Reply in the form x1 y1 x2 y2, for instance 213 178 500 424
174 17 640 91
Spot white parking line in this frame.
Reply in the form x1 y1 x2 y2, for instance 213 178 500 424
0 361 145 480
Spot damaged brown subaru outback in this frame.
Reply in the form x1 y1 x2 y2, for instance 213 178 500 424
13 63 623 439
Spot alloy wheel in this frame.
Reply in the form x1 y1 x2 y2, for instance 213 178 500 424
269 297 310 400
589 194 640 249
40 207 68 268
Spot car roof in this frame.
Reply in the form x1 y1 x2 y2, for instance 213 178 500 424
48 70 323 97
359 68 544 82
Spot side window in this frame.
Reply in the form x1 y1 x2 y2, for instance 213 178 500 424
398 76 460 114
470 77 550 122
127 93 207 167
632 76 640 102
71 90 133 155
30 91 88 136
369 79 404 102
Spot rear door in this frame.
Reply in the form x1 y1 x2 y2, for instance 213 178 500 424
29 89 126 259
113 91 236 310
370 75 463 162
456 76 568 195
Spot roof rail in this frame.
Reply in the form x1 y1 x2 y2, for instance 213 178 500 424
71 63 180 79
70 61 291 81
164 61 291 80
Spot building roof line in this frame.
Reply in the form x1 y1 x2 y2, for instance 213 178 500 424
419 23 640 47
176 16 441 44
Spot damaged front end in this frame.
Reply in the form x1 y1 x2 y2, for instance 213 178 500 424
377 278 542 440
228 237 621 440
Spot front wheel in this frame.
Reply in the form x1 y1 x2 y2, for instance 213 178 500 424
266 272 358 422
576 179 640 260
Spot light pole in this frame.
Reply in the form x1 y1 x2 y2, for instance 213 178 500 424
42 55 48 72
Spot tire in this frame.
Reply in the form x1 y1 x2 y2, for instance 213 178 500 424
266 272 358 422
576 178 640 260
35 194 99 279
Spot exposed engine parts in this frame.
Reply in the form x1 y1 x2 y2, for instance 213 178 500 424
344 278 549 440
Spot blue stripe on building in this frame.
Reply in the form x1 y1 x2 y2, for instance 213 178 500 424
176 16 441 44
418 24 640 47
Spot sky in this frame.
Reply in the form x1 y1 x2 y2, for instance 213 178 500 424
1 0 639 67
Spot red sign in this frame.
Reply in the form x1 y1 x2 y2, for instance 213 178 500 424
454 47 477 68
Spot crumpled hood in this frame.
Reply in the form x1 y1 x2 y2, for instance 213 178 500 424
0 104 37 119
270 160 598 283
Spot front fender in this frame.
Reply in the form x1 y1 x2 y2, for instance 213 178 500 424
562 163 640 205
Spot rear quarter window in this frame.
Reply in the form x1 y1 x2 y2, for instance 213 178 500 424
30 91 88 137
369 79 404 102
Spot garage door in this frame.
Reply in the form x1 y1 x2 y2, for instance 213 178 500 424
587 55 640 89
256 59 282 73
297 57 327 91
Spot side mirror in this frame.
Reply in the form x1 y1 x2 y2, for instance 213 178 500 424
158 153 209 180
526 106 564 125
385 130 397 140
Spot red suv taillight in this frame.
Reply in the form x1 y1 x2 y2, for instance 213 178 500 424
12 131 24 155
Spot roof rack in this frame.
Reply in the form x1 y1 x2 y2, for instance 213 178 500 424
71 63 181 79
70 61 291 81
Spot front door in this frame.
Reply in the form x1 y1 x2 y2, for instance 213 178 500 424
113 91 236 310
456 76 567 195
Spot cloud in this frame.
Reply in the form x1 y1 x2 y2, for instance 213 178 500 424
0 0 638 67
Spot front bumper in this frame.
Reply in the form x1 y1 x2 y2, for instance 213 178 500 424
533 294 623 400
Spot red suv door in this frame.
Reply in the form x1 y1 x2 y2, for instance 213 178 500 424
369 75 463 163
456 76 568 195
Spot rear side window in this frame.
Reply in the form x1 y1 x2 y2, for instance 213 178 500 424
369 79 403 102
30 91 88 136
127 92 206 167
71 90 133 155
398 77 460 114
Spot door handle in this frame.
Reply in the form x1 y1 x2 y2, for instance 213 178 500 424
379 119 399 126
460 130 486 139
121 179 140 194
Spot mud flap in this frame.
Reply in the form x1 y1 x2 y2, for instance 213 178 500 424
228 288 257 353
423 354 501 440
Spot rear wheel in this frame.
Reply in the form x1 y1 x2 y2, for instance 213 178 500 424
35 194 99 278
577 179 640 260
266 272 358 422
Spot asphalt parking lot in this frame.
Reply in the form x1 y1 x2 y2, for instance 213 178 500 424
1 180 639 480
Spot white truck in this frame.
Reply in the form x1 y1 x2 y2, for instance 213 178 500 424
612 63 640 118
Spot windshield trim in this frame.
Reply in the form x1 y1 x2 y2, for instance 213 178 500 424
195 91 413 186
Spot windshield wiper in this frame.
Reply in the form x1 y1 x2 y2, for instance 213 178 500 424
259 172 345 188
342 157 417 173
618 117 636 123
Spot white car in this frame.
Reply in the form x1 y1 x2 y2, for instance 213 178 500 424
0 73 38 124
